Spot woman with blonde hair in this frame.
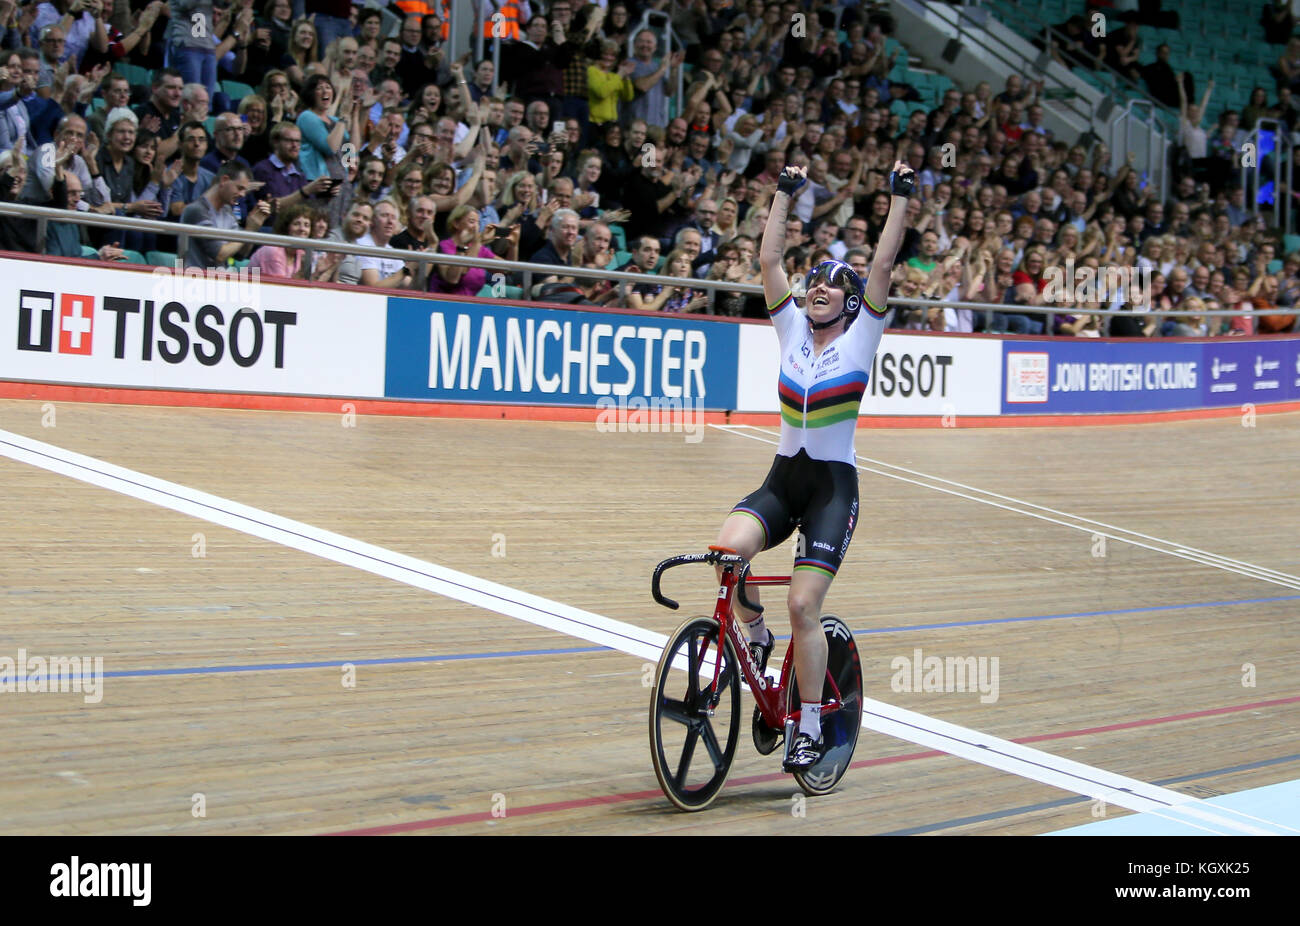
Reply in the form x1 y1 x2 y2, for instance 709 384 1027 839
713 197 740 243
431 204 518 296
285 18 320 89
390 162 426 226
261 70 299 127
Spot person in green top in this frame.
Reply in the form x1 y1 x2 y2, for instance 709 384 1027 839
906 229 940 274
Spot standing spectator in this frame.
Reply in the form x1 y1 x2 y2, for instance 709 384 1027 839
132 68 183 161
30 0 100 71
396 14 445 90
627 28 682 129
166 0 217 98
305 0 351 56
180 160 271 268
503 15 566 113
586 39 634 133
239 94 273 165
284 17 319 89
81 0 163 76
1177 76 1214 182
1262 0 1295 45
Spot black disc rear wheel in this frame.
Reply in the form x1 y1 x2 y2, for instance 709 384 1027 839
786 615 863 796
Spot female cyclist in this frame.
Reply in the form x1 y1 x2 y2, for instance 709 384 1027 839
717 160 916 771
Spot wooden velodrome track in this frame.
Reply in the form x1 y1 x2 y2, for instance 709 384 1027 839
0 396 1298 835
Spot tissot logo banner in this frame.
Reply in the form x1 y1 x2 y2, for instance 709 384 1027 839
735 327 1001 415
17 291 96 355
1 258 386 397
384 297 740 408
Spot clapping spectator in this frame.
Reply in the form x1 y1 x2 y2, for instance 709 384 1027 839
180 160 271 268
432 204 516 296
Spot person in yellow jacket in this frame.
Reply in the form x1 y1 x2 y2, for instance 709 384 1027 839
587 40 635 128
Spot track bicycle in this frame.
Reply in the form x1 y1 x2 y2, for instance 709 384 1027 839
648 546 863 811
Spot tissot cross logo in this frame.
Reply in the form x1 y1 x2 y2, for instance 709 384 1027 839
17 290 95 355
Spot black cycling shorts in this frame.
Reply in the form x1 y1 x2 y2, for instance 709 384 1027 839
730 449 859 578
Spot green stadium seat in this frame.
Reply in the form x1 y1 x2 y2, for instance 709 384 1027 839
203 116 216 134
221 80 254 101
608 224 626 252
1268 259 1283 274
80 245 98 259
120 249 147 265
1283 234 1300 256
475 283 523 299
612 249 631 267
146 250 179 267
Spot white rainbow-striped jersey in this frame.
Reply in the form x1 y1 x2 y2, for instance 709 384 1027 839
767 289 889 466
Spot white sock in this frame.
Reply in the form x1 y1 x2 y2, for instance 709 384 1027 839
743 614 767 646
799 701 821 739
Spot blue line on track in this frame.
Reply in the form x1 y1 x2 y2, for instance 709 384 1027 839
94 592 1300 680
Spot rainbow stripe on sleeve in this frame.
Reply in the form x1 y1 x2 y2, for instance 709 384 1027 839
768 291 793 315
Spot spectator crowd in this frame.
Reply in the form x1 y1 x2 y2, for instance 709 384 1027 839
0 0 1295 336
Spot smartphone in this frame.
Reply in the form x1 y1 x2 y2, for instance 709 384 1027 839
552 120 566 136
540 189 548 204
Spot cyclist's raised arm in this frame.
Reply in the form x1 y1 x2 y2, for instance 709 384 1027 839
865 161 916 311
759 166 807 309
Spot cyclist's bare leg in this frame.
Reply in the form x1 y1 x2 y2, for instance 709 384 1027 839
715 513 765 626
788 568 832 719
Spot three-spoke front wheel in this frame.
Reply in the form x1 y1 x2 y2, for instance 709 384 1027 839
649 617 742 811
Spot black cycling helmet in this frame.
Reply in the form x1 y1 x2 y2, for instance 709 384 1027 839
804 260 865 330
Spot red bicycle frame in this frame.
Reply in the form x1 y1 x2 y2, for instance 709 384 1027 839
705 546 846 731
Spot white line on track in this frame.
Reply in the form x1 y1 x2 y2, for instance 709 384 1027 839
713 425 1300 591
0 426 1288 834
